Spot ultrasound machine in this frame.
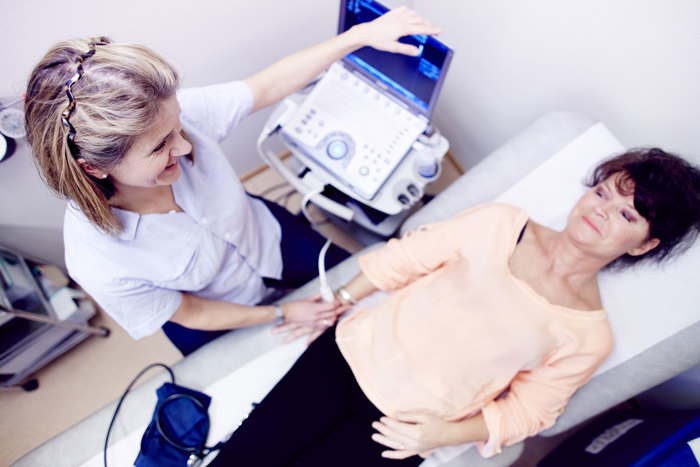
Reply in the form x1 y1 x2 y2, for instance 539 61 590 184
257 0 453 239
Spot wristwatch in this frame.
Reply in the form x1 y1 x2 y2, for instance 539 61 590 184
336 287 357 305
273 304 284 326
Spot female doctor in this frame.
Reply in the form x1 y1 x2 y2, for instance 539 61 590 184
24 7 441 356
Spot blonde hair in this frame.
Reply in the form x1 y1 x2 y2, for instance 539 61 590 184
24 36 186 235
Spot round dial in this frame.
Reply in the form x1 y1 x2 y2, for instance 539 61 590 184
326 139 349 159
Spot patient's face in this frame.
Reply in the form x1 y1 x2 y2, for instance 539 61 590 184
567 173 657 261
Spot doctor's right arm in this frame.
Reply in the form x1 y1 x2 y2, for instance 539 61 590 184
243 6 441 113
170 292 344 331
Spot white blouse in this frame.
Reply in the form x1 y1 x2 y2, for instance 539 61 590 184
64 81 282 339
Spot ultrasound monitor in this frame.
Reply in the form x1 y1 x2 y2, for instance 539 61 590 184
338 0 453 120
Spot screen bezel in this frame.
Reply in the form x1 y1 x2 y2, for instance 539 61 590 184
337 0 453 120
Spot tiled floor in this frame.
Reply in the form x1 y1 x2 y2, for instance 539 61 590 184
0 155 462 465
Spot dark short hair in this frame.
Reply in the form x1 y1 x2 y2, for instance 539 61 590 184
586 148 700 268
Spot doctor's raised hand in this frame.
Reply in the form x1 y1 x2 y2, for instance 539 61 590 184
243 5 441 113
23 5 441 356
349 5 442 55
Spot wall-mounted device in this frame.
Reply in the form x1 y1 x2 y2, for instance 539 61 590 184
0 99 24 163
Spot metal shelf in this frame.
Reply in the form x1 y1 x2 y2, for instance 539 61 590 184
0 246 108 390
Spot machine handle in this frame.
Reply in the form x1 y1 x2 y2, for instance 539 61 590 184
257 133 355 221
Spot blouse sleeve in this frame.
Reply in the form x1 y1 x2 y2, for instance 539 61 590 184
477 325 614 457
176 81 254 142
359 203 517 290
79 276 183 340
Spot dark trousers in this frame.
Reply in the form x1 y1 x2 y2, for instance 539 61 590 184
162 196 351 356
209 327 423 466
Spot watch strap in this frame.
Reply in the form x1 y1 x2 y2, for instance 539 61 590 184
273 304 284 326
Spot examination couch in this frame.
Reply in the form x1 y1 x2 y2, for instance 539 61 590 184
14 110 700 466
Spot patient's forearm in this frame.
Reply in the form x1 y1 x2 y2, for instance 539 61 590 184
448 413 489 446
339 272 378 304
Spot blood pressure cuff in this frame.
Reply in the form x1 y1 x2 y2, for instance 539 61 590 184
135 382 218 467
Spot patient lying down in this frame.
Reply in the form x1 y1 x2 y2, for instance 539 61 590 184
210 148 700 466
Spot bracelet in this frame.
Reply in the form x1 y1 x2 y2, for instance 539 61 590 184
273 304 284 326
336 287 357 305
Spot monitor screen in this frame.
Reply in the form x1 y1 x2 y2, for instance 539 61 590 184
338 0 453 119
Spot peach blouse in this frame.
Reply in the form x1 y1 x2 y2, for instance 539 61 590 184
336 203 613 456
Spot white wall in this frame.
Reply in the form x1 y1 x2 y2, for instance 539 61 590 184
1 0 342 175
0 0 342 264
418 0 700 168
1 0 699 264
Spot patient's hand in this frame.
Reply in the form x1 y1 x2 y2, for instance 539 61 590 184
371 412 457 459
372 411 488 459
271 293 350 344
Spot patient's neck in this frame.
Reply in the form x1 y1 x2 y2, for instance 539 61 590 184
510 222 603 311
548 232 608 278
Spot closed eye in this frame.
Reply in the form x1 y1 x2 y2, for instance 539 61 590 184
152 135 169 154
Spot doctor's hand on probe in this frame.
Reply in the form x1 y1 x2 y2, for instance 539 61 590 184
275 271 378 343
271 293 351 344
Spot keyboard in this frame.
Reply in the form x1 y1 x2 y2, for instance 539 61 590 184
280 62 427 200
